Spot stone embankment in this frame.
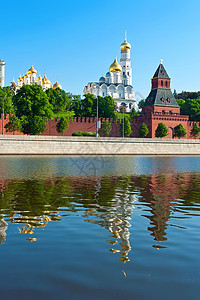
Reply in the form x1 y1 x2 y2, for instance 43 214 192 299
0 135 200 155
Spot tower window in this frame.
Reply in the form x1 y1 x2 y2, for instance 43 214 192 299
103 92 105 97
165 81 168 87
127 72 129 76
123 72 125 75
161 80 163 86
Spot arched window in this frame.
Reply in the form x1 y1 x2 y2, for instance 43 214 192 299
161 80 163 87
165 81 168 87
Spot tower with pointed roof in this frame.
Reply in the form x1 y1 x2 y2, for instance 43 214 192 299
0 60 6 88
143 60 180 114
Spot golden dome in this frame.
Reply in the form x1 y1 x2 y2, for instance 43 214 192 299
109 56 122 73
42 73 51 85
18 74 23 82
120 34 131 50
24 74 29 79
28 65 37 74
37 74 42 80
53 81 62 89
11 79 16 88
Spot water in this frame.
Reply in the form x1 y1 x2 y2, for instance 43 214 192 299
0 156 200 300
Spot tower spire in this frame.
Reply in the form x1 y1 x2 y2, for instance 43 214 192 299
125 30 127 42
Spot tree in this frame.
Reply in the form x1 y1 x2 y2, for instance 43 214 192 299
130 108 139 118
70 95 82 116
173 123 187 139
13 85 53 135
120 118 132 137
99 120 112 136
0 86 14 114
155 123 169 138
46 88 72 112
138 99 145 109
190 122 200 138
139 123 149 138
56 117 69 134
5 115 21 134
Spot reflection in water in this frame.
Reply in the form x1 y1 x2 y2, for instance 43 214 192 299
0 172 200 263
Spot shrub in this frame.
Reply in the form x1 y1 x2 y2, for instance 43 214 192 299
139 123 149 138
155 123 168 138
99 120 112 136
72 131 96 136
173 123 187 139
56 117 69 134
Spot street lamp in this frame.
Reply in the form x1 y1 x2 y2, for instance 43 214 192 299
2 94 6 135
96 97 99 137
123 104 125 138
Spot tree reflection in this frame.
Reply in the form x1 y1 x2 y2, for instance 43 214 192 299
0 173 200 257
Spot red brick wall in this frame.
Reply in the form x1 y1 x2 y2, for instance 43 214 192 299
0 114 199 140
0 114 24 135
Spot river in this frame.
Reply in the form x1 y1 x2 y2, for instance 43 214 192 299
0 156 200 300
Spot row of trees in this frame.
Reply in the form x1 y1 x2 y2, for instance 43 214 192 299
100 121 200 139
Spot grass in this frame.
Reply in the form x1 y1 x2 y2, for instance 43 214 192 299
114 112 130 120
53 111 75 118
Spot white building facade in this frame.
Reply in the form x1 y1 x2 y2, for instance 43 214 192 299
0 60 6 88
84 35 138 113
11 65 62 92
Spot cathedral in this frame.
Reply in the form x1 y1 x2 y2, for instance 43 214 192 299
10 65 62 92
84 34 138 113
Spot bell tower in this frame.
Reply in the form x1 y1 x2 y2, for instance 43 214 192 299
120 32 132 86
0 60 5 88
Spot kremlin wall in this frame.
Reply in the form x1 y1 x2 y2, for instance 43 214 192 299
0 114 199 140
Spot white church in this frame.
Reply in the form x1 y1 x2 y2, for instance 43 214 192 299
84 34 138 113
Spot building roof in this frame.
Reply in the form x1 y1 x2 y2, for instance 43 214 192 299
145 88 179 107
153 61 170 79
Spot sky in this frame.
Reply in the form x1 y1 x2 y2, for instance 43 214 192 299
0 0 200 102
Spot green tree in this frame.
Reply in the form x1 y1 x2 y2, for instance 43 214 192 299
139 123 149 138
99 120 112 136
97 96 115 118
177 98 200 121
0 86 14 114
173 123 187 139
130 108 139 118
46 88 72 112
56 117 69 134
120 118 132 137
13 85 53 135
138 99 145 109
155 123 169 138
190 122 200 138
5 115 21 134
70 95 82 116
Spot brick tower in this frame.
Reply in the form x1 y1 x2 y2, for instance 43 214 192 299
143 59 180 115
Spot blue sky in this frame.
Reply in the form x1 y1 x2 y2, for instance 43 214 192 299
0 0 199 101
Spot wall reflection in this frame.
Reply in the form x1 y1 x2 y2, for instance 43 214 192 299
0 173 200 261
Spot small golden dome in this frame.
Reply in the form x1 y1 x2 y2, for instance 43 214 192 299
120 35 131 50
11 79 16 88
18 75 23 82
53 81 62 89
42 73 51 85
24 74 29 79
109 56 122 73
28 65 37 74
37 74 42 81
